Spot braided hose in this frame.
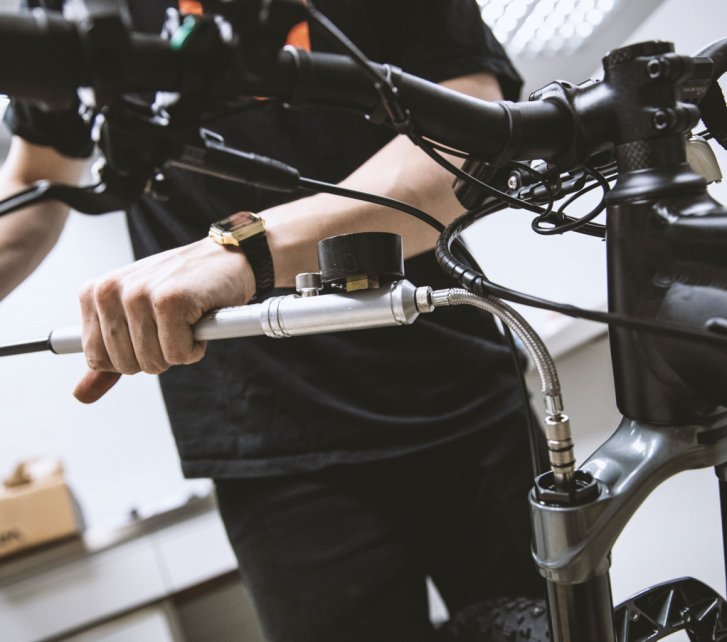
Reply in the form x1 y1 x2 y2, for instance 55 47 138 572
431 288 576 489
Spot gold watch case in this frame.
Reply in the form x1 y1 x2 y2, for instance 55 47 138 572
208 211 265 246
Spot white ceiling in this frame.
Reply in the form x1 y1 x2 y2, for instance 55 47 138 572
477 0 667 95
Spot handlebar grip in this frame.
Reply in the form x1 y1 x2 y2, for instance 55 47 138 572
0 11 185 108
0 10 86 108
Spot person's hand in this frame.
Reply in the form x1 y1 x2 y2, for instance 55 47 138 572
73 238 255 403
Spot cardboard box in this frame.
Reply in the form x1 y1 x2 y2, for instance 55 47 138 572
0 460 83 559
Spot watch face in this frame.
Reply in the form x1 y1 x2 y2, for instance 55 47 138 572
217 211 258 233
210 212 265 245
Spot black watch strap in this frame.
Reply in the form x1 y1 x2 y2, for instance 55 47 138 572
239 233 275 299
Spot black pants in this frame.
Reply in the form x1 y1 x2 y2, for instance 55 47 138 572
215 412 545 642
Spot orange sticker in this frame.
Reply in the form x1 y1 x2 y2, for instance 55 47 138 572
179 0 203 15
286 21 311 51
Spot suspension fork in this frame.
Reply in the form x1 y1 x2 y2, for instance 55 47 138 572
530 415 727 642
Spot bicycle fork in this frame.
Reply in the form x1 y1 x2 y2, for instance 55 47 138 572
530 414 727 642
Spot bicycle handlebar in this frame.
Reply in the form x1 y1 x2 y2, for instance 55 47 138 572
2 10 717 169
0 11 572 162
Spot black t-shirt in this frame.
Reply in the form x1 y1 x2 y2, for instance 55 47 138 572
6 0 526 478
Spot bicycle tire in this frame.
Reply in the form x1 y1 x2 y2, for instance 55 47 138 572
438 597 551 642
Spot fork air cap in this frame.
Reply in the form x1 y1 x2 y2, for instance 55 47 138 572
317 232 404 287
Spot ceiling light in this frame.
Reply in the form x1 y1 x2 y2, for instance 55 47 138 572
478 0 621 58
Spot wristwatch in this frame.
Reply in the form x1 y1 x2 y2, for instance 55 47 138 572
208 212 275 299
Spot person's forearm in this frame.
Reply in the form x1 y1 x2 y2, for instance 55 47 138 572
0 138 87 300
69 72 505 402
262 72 503 287
0 200 70 300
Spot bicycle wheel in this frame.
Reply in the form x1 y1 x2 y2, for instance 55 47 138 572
613 577 727 641
438 597 551 641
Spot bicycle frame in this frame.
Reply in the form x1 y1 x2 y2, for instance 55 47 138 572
523 43 727 640
0 5 726 641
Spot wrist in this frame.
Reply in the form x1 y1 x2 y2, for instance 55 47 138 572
216 242 257 300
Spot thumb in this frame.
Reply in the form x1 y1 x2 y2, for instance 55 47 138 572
73 370 122 404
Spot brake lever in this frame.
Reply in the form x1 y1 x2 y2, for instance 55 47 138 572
0 132 304 220
0 165 151 219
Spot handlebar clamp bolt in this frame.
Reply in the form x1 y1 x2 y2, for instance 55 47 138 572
652 109 674 131
646 57 670 79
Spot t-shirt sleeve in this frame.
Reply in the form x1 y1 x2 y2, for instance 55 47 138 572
372 0 523 101
2 0 94 158
3 101 95 158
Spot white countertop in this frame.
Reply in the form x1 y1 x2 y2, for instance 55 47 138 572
0 494 237 642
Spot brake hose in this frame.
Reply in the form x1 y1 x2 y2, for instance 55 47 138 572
429 288 576 491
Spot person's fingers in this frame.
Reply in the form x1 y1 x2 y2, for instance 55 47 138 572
73 370 122 403
153 289 207 366
79 279 114 373
75 239 248 385
123 284 170 375
94 278 141 375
